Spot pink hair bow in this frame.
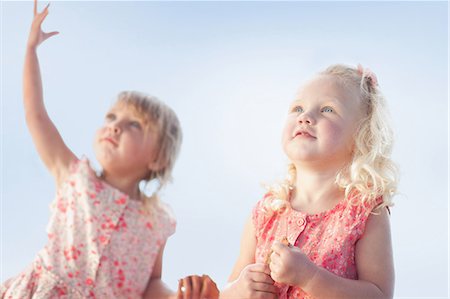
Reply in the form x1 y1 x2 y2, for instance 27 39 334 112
357 64 379 87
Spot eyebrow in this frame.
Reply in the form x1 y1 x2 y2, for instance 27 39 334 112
291 97 343 106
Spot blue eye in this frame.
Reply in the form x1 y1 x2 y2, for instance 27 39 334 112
321 106 334 113
293 106 303 113
129 121 142 129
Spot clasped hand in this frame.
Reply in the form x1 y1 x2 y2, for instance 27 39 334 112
268 241 317 289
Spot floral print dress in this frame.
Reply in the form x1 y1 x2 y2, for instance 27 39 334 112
253 194 382 299
1 158 176 299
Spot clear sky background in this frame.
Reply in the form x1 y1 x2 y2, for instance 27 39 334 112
1 1 448 298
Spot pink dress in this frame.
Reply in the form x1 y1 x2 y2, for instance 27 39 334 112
253 194 382 299
1 158 176 299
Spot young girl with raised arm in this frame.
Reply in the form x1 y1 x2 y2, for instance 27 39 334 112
1 2 218 298
220 64 397 299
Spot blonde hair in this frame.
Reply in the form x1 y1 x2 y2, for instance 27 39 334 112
115 91 182 209
264 64 398 213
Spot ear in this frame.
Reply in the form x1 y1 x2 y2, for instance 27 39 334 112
147 158 165 172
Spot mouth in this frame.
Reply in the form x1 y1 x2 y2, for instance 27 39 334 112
293 130 316 139
101 137 118 146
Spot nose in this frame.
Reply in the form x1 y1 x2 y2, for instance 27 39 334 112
297 111 315 125
108 122 121 135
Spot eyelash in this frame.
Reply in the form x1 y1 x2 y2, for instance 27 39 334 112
104 114 141 129
292 106 303 113
291 106 334 113
129 121 141 129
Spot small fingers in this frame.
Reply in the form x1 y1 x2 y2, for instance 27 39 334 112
249 271 275 285
254 291 278 299
177 279 184 299
35 2 50 17
40 3 50 19
269 251 281 269
251 282 278 294
248 263 272 276
33 2 50 26
44 31 59 39
191 275 202 298
271 241 285 253
182 276 192 298
200 275 219 299
181 275 204 299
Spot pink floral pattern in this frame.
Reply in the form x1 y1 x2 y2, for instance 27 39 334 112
253 194 381 299
1 158 176 298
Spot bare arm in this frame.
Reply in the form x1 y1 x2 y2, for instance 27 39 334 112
220 215 277 299
226 215 257 282
24 0 77 185
143 242 176 299
291 208 394 298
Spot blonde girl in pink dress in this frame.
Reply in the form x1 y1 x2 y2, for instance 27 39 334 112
220 64 397 299
1 1 218 298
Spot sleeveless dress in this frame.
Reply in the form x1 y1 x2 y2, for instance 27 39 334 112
252 194 382 299
1 158 176 299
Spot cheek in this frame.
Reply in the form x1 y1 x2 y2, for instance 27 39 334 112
96 127 107 137
93 129 102 146
281 118 295 144
323 123 355 150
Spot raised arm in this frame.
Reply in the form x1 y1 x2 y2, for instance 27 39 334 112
24 0 76 185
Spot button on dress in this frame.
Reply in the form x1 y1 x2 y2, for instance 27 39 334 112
253 194 382 299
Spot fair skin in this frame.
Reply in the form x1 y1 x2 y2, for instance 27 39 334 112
94 103 162 199
25 2 218 298
220 217 278 299
221 76 394 298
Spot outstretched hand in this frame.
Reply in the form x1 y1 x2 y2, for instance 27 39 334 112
27 0 59 50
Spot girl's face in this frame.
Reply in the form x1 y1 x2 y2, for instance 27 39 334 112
282 75 365 168
94 102 160 180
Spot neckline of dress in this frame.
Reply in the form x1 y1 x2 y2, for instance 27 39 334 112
81 157 144 205
285 196 347 220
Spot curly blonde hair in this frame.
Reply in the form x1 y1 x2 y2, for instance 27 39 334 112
115 91 182 209
264 64 398 213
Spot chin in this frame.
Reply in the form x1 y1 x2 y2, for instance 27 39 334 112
284 146 317 161
94 150 113 170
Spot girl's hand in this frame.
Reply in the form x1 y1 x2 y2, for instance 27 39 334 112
269 241 318 289
176 275 219 299
27 0 59 50
225 263 278 299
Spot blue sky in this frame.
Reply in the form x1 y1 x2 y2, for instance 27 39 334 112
1 1 448 297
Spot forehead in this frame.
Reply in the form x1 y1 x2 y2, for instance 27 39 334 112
107 102 157 129
108 102 140 117
295 75 361 107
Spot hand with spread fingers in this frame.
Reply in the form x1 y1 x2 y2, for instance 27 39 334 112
268 241 318 289
176 274 219 299
27 0 59 50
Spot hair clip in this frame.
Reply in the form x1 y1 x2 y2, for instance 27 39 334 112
357 64 379 87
